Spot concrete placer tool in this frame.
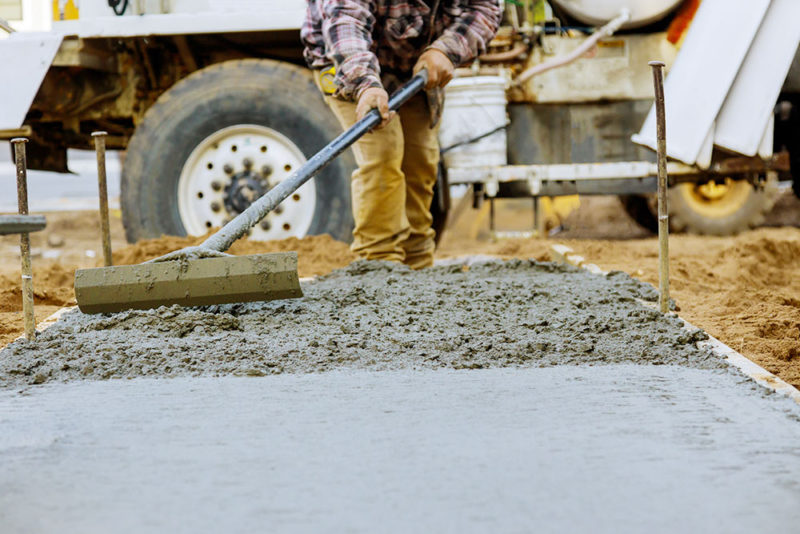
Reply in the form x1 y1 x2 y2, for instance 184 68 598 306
74 71 428 314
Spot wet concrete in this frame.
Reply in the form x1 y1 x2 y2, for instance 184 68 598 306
1 367 799 534
0 260 722 386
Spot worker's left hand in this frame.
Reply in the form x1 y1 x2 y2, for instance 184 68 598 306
414 48 454 90
356 87 394 129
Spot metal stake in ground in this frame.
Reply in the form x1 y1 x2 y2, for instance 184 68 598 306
650 61 670 314
12 138 35 340
92 131 113 267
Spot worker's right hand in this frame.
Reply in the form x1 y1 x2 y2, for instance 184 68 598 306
356 87 394 129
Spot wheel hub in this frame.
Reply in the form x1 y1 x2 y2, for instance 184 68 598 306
679 177 753 219
224 169 269 215
695 179 731 202
177 124 316 240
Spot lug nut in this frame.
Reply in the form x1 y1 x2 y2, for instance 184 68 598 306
210 202 221 212
211 181 223 191
261 165 272 177
223 164 234 175
260 220 271 231
241 186 256 202
243 158 253 169
274 205 283 215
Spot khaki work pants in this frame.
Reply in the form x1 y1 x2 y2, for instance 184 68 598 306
315 75 440 269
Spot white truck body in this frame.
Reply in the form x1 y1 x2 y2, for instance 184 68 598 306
53 1 306 38
551 0 683 28
2 0 794 162
633 0 800 167
1 0 307 131
1 0 797 239
0 31 62 130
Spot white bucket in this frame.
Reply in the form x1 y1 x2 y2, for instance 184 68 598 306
438 75 508 169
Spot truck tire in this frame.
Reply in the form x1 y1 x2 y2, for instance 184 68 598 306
620 175 778 235
121 59 354 244
669 175 778 235
619 195 657 234
792 150 800 199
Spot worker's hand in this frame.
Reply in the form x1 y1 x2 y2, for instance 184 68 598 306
356 87 394 129
414 48 454 90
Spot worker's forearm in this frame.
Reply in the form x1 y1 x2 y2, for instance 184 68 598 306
321 0 383 100
428 0 503 66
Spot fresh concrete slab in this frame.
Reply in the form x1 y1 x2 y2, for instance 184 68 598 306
2 259 798 532
0 260 722 386
1 367 799 534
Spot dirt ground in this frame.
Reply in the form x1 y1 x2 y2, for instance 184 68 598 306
1 191 798 388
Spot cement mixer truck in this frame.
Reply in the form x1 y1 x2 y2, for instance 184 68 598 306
0 0 798 242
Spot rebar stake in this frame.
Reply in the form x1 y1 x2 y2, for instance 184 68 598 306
12 138 35 340
92 131 113 267
650 61 670 314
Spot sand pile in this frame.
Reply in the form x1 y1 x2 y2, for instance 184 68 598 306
112 232 357 277
0 263 76 312
1 234 355 316
0 232 356 347
0 263 77 347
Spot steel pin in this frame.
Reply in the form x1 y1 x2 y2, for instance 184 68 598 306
649 60 670 314
12 138 35 340
92 131 113 267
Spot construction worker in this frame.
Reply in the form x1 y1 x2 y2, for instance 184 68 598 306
302 0 502 269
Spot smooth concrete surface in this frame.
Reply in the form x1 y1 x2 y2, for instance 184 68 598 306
1 366 799 534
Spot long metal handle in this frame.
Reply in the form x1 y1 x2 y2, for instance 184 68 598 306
202 70 429 253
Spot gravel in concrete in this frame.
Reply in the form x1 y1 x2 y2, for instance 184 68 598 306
0 260 723 386
1 367 799 534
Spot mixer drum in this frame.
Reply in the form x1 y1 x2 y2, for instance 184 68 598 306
550 0 684 29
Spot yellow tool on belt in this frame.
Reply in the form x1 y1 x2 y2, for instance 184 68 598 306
319 65 337 95
319 65 441 127
53 0 79 20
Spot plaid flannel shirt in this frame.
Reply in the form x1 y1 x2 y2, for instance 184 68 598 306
301 0 502 100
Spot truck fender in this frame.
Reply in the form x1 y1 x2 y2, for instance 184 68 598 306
0 32 63 131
